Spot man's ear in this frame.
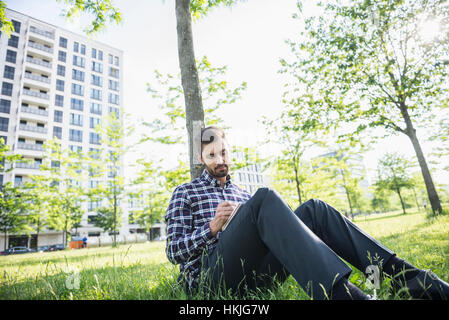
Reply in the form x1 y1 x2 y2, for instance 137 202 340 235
196 153 204 165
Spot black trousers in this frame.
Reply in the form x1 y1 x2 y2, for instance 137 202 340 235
200 187 395 299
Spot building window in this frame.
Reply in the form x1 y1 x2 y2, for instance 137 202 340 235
59 36 67 48
114 56 119 66
109 106 119 118
91 88 102 101
80 44 86 55
54 110 63 123
92 48 97 59
71 98 84 111
0 117 9 132
98 50 103 61
92 61 103 73
1 82 13 96
5 50 17 63
91 75 102 87
53 126 62 139
108 80 119 91
8 35 19 48
12 20 21 33
90 117 100 129
89 147 100 159
69 145 82 153
109 54 113 64
70 113 83 126
55 94 64 107
74 41 79 53
108 93 119 105
57 65 65 76
3 66 14 80
69 129 83 142
73 55 85 68
89 132 101 145
0 99 11 114
71 83 84 96
58 50 66 62
90 103 102 115
56 79 65 91
109 67 119 79
72 69 85 82
14 175 22 187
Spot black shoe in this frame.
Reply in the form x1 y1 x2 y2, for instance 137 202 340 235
392 269 449 300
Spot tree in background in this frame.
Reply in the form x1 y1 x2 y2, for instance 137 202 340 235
129 159 170 240
31 139 85 247
375 152 415 215
0 183 32 251
143 56 246 150
89 109 134 247
284 0 449 214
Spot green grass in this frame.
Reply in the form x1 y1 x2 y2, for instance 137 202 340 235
1 210 448 300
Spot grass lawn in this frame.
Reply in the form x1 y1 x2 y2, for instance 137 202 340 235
1 209 448 300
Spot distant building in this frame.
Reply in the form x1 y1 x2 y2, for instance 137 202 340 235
0 8 128 250
232 151 267 194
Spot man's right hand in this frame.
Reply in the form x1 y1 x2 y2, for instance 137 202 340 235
209 201 236 236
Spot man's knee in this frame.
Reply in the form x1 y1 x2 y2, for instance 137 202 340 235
298 198 329 217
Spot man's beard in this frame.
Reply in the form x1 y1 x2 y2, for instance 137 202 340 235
206 164 229 178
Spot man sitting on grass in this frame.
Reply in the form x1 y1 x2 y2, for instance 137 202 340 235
165 126 449 300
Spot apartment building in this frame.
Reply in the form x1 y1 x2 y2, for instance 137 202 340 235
0 8 130 249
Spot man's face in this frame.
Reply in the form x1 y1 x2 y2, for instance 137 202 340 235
199 136 232 178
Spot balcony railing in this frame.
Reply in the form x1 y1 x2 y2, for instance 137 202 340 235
21 106 49 117
15 162 41 170
23 88 50 100
17 142 45 151
28 41 53 54
26 56 52 69
24 72 51 84
29 26 55 39
19 123 48 134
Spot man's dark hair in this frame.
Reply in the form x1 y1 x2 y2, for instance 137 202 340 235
199 126 226 154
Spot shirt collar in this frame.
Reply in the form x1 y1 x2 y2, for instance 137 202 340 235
200 168 232 188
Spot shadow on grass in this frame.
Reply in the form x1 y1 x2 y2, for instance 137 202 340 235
354 210 423 224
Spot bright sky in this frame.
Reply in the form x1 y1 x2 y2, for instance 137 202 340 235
6 0 449 186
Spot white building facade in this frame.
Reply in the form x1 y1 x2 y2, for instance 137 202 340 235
0 9 139 250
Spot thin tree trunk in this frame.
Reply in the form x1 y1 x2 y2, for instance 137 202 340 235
400 103 442 214
396 187 406 215
340 169 354 218
175 0 205 180
412 187 421 210
3 229 7 251
293 157 302 206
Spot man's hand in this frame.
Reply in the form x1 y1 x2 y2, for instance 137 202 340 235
209 201 237 236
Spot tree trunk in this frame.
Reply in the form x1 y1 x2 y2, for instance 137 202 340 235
3 229 7 251
400 103 442 214
340 169 354 218
293 157 302 206
175 0 205 180
411 187 421 210
396 187 406 215
36 216 40 250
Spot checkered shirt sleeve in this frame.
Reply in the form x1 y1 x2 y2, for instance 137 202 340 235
165 185 215 265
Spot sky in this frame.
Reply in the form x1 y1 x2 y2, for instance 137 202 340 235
6 0 449 186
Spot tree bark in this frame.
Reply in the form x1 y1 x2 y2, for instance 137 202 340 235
396 187 406 215
293 157 302 206
175 0 205 180
399 103 442 214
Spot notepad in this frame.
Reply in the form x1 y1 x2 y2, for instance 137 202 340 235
221 203 242 231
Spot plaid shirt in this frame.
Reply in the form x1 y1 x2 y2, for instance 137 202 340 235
165 168 252 289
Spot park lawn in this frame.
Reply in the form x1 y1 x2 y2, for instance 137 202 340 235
0 210 448 300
